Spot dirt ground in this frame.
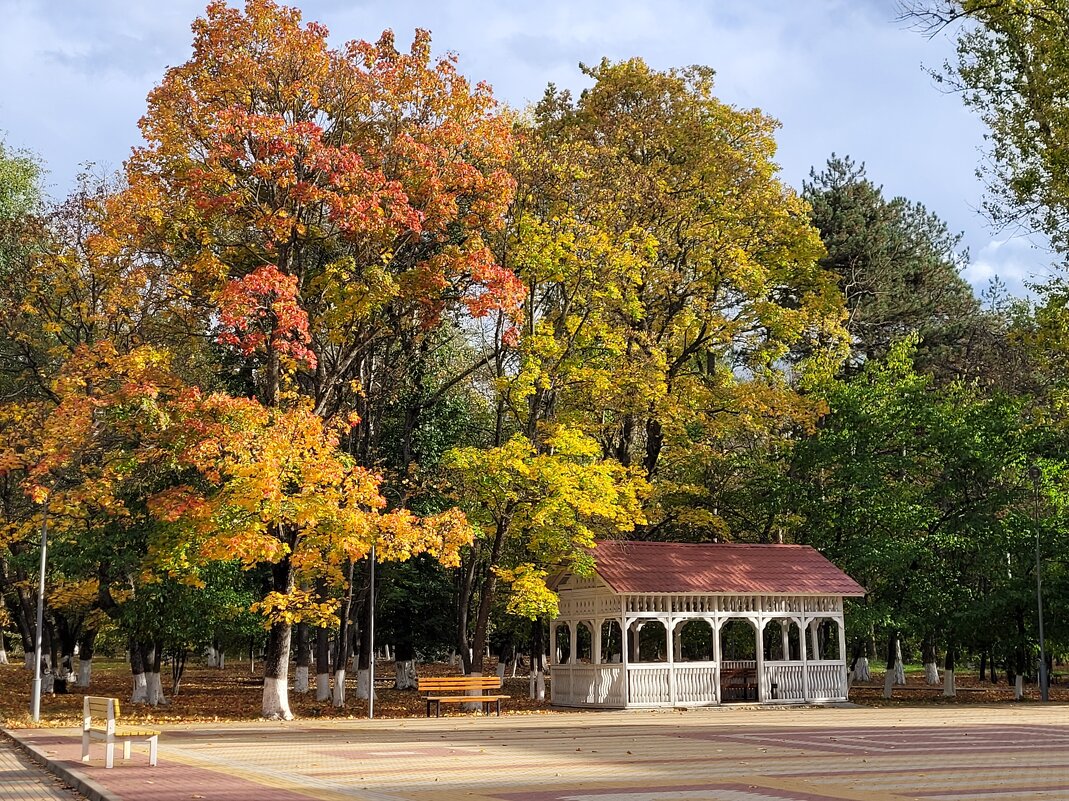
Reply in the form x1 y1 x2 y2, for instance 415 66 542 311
1 657 1064 727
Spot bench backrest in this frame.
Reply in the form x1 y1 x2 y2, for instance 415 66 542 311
84 696 119 732
418 676 502 692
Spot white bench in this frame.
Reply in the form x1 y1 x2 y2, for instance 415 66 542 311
81 696 159 768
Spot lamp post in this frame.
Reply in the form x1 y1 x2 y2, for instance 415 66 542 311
1028 465 1049 703
30 491 52 722
368 543 375 720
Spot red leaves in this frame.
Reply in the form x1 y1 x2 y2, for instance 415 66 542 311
216 265 317 368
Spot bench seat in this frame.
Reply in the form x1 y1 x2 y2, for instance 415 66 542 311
419 676 509 717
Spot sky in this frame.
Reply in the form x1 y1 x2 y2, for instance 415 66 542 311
0 0 1054 296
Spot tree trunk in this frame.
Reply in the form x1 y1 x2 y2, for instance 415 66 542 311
172 649 188 695
852 636 872 683
394 640 417 690
529 619 546 701
943 642 956 697
146 641 167 706
922 637 939 685
315 625 331 701
332 561 358 707
75 629 96 688
882 631 898 699
261 558 294 720
470 521 508 674
295 622 310 693
0 630 6 665
979 651 987 682
355 587 374 701
130 639 148 704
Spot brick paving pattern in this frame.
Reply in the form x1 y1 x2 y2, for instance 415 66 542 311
0 738 83 801
7 705 1069 800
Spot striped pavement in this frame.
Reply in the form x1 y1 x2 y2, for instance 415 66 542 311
7 705 1069 800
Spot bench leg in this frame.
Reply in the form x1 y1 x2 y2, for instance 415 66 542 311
105 741 114 770
123 739 131 761
436 700 441 718
149 735 158 767
426 699 431 718
496 698 501 716
81 732 90 763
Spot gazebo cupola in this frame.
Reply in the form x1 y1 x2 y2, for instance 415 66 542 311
549 540 865 708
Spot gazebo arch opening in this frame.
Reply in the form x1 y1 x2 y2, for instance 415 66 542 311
635 620 668 663
764 618 801 661
576 621 594 663
677 619 714 662
601 620 622 663
554 624 571 665
719 618 758 702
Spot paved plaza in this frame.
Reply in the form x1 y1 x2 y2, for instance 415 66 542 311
6 705 1069 801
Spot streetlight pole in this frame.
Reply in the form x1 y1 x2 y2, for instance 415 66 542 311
1028 465 1049 703
31 492 52 722
368 543 375 720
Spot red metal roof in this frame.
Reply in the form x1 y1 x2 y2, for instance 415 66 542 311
590 541 865 596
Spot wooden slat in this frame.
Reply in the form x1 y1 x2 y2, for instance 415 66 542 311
418 677 501 690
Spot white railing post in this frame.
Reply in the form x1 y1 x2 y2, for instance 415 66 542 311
667 616 676 706
755 618 765 702
800 618 810 702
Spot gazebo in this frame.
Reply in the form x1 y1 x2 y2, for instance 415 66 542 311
548 541 865 708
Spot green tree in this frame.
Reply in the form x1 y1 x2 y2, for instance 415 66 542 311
803 155 982 378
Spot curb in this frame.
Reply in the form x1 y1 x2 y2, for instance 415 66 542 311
2 729 117 801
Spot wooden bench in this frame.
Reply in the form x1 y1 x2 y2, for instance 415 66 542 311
720 667 758 701
81 696 159 768
418 676 509 717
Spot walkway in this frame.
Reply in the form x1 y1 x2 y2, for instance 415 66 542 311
0 737 82 801
7 705 1069 800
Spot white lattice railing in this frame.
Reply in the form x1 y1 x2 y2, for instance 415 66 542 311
807 661 847 700
674 663 718 705
628 665 671 705
721 660 756 671
550 664 624 707
762 662 805 701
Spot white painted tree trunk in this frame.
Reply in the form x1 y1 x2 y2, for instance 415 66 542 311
218 651 224 669
462 670 483 712
332 669 346 706
1014 675 1024 700
262 676 292 720
295 666 309 693
42 671 54 694
529 668 545 701
131 670 148 703
511 658 518 678
882 669 895 698
25 651 34 669
893 640 906 685
924 661 940 685
315 671 331 701
852 657 870 683
146 671 168 706
448 650 458 668
76 659 92 688
495 662 506 679
943 669 956 697
0 637 7 664
355 668 375 700
206 646 221 668
394 660 417 690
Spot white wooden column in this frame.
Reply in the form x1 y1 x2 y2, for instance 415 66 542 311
755 616 765 702
667 614 676 705
712 617 723 704
800 617 810 702
809 620 820 662
593 619 602 665
781 621 790 661
836 612 848 698
622 617 632 708
569 622 577 664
